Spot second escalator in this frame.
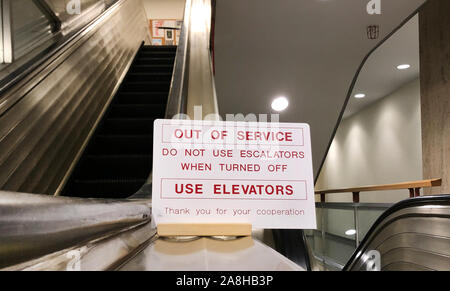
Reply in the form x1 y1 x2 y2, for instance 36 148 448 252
62 45 176 199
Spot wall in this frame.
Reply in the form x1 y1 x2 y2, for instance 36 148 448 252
419 0 450 195
142 0 185 20
316 79 423 203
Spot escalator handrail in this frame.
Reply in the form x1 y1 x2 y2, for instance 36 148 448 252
343 194 450 270
164 0 219 120
165 0 192 119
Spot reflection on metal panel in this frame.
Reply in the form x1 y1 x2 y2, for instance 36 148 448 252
1 0 13 63
44 0 105 24
0 0 148 195
119 237 304 271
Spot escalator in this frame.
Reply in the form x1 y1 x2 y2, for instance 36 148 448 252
280 195 450 271
62 45 176 199
342 195 450 271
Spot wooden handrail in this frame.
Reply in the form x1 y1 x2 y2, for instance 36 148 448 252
315 178 442 203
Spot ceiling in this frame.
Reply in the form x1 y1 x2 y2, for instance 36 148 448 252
214 0 426 178
345 15 420 118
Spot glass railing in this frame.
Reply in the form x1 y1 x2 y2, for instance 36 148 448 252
305 203 391 270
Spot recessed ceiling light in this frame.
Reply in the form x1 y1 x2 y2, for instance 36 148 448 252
354 93 366 99
271 96 289 111
345 229 357 236
397 64 411 70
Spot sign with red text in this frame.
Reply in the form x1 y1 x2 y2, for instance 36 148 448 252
152 120 317 229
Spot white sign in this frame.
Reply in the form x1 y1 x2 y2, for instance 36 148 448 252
152 120 317 229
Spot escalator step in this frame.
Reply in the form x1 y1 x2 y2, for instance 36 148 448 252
135 58 175 66
109 104 166 118
127 72 172 82
139 51 176 58
116 92 168 104
70 179 147 198
131 65 174 73
77 155 152 179
121 81 170 93
90 135 153 155
100 118 157 135
63 45 175 199
141 45 177 52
